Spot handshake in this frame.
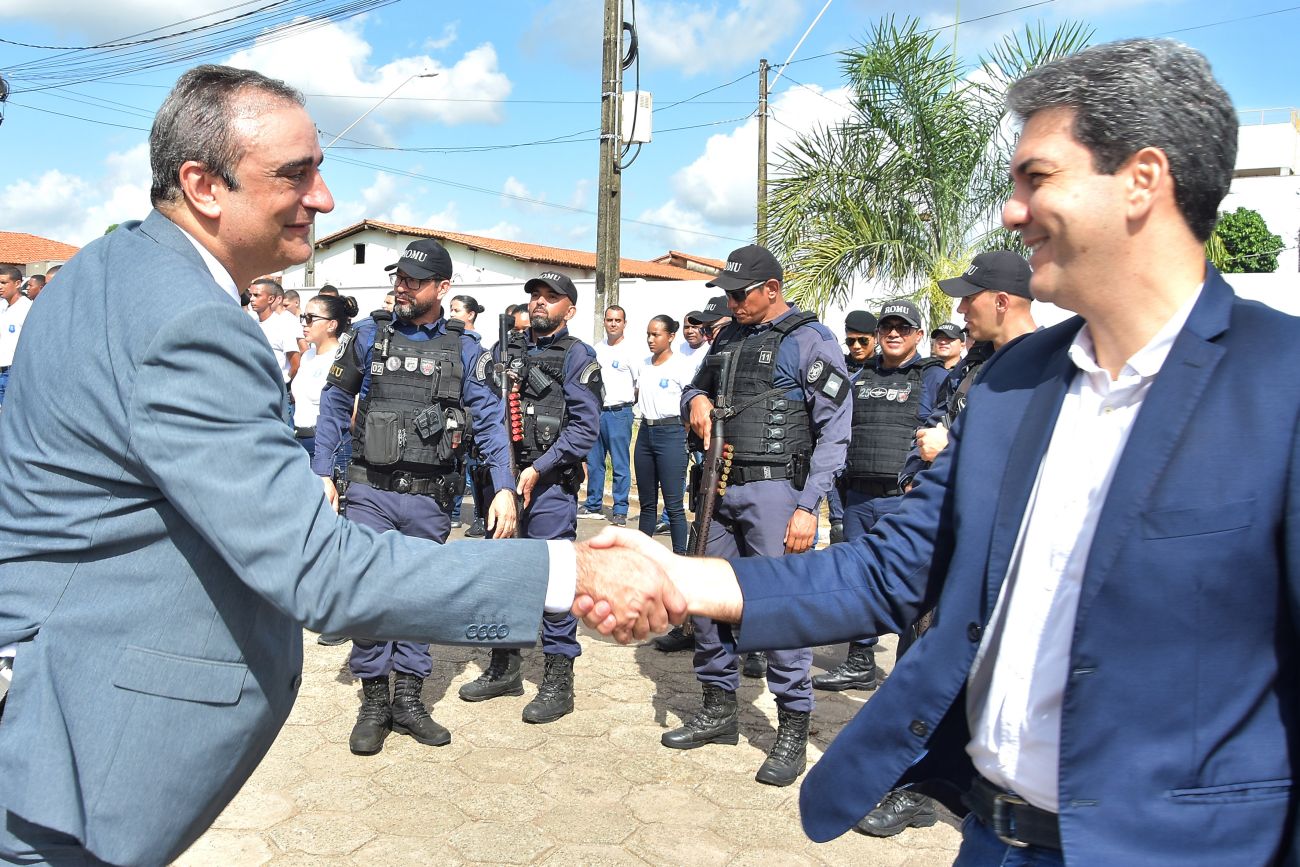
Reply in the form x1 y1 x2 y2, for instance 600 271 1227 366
569 528 743 644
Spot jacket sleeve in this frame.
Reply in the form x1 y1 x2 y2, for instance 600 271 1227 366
129 302 549 642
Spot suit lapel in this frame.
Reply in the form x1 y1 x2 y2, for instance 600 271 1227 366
981 343 1077 616
1073 271 1232 620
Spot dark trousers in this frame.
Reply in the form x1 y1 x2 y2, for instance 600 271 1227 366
521 474 581 659
838 489 908 651
695 478 813 712
345 482 451 679
634 422 688 554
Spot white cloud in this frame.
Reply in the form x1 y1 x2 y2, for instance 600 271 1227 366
424 21 459 51
0 1 240 41
224 20 512 142
636 82 854 240
464 221 522 240
0 142 150 245
502 176 534 201
568 178 592 210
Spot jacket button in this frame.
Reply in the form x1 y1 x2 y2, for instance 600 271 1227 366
909 720 929 738
290 674 302 691
465 625 478 640
498 625 509 639
967 623 982 642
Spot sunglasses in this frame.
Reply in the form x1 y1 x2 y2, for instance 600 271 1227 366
300 313 332 325
724 281 764 303
876 322 920 336
388 273 431 290
845 336 872 347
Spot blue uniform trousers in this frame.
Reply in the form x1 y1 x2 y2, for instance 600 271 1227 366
582 405 632 517
838 489 906 651
954 814 1065 867
521 472 580 659
693 478 813 713
345 482 452 679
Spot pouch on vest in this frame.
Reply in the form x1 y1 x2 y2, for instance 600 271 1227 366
533 414 562 448
363 411 402 465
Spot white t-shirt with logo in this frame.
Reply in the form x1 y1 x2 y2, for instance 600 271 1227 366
258 311 301 383
290 346 333 429
632 352 693 421
595 336 638 407
0 295 33 368
674 340 709 381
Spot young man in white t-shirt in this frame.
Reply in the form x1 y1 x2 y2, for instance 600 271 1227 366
579 305 638 525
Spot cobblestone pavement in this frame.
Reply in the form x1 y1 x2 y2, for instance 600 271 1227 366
177 503 960 866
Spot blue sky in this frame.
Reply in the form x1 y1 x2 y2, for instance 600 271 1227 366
1 0 1296 263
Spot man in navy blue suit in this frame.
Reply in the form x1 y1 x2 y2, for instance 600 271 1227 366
581 38 1300 865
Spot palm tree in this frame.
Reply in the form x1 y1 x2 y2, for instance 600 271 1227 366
767 16 1092 323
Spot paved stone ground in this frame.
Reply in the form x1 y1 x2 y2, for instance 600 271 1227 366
177 500 960 866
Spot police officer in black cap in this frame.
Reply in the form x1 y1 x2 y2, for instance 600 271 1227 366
814 299 948 694
458 271 601 724
313 238 518 755
665 244 851 788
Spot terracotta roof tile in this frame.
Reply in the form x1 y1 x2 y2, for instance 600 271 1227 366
0 232 80 267
316 220 705 282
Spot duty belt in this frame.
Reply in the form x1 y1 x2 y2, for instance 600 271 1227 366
348 465 448 496
964 775 1061 850
843 477 902 497
294 425 316 438
727 462 792 485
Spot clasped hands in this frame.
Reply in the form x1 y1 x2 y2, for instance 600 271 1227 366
571 528 743 644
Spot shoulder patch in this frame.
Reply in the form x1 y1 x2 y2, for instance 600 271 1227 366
473 351 492 382
806 359 825 384
579 361 602 385
807 356 848 406
334 330 352 361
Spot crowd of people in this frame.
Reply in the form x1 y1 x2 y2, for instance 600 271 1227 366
3 35 1299 867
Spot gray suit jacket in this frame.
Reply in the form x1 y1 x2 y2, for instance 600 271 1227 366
0 211 550 865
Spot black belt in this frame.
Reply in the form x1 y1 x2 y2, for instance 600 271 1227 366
0 366 10 374
348 465 450 496
728 462 792 485
294 425 316 438
603 402 633 412
964 775 1061 850
843 476 902 497
641 416 681 427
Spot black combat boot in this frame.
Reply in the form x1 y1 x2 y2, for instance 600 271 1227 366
742 650 768 679
522 654 575 724
854 789 938 837
755 707 810 786
348 675 392 755
661 684 739 749
812 644 880 692
390 671 451 746
458 648 524 701
651 624 694 653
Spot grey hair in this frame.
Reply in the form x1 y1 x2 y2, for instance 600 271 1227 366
1006 38 1236 242
150 64 304 207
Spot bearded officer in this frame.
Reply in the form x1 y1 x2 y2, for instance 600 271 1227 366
314 238 518 755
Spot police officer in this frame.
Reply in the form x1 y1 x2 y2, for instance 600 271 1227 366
664 244 850 788
856 251 1035 840
458 271 600 724
313 239 518 756
828 310 879 544
813 299 948 695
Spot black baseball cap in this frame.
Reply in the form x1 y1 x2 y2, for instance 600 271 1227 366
706 244 783 291
687 295 729 324
844 310 878 334
524 271 578 303
385 238 453 281
877 299 923 329
939 250 1032 299
931 321 963 339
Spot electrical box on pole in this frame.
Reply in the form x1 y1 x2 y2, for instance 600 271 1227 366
621 91 653 144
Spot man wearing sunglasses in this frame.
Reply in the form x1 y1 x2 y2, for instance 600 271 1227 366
664 244 850 788
314 238 520 756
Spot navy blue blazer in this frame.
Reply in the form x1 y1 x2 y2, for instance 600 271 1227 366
733 268 1300 864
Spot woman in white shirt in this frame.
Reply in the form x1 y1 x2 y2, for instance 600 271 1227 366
633 315 692 554
292 293 357 463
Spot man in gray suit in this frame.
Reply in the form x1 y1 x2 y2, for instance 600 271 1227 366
0 65 681 866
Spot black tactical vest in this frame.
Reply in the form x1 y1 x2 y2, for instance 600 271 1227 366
513 334 581 467
355 315 469 475
709 311 816 472
845 355 942 480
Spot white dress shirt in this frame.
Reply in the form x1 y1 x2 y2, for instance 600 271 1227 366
965 286 1202 811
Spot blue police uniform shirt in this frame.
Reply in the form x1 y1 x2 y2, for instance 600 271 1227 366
493 325 600 478
312 315 515 493
681 305 850 514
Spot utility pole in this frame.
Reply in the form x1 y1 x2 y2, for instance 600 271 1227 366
594 0 623 340
756 58 770 247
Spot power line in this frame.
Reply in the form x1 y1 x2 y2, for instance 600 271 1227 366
1158 4 1300 36
5 100 151 131
0 0 292 51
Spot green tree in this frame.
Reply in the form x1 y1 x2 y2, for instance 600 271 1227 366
767 17 1092 325
104 223 119 235
1214 207 1283 273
